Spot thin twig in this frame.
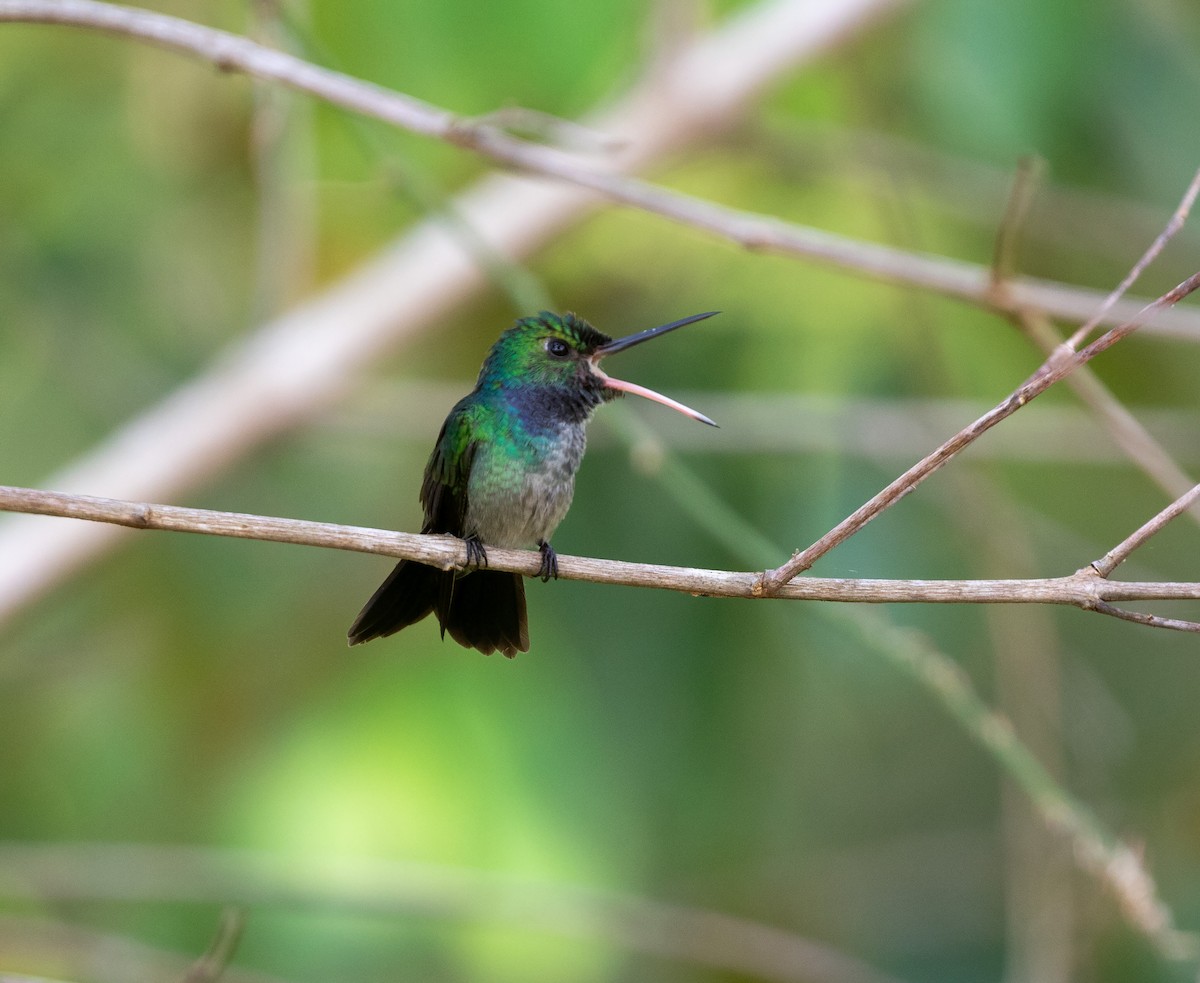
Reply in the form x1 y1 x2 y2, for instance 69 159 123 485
1089 601 1200 633
1091 482 1200 578
1098 600 1199 633
1 0 1198 338
1006 306 1200 521
1064 166 1200 350
0 486 1198 620
990 155 1046 288
760 259 1200 593
989 163 1200 528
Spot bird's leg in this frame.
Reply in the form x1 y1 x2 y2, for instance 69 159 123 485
536 540 559 582
463 533 489 570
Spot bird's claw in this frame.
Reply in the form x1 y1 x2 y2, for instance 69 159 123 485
464 534 488 570
536 540 558 582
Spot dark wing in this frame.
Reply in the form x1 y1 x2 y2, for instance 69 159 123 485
419 402 478 537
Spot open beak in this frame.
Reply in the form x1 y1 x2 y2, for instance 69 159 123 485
589 312 719 427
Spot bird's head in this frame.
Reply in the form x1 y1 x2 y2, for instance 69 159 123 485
478 310 717 426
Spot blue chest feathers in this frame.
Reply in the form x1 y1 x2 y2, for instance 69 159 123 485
464 387 595 547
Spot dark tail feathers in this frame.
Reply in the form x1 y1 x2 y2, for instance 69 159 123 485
347 560 529 657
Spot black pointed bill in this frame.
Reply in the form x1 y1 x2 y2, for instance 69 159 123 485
593 311 719 357
589 311 719 427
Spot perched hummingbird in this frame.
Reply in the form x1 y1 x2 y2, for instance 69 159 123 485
347 310 717 657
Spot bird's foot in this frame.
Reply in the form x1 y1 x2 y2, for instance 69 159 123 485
464 534 488 570
536 540 558 582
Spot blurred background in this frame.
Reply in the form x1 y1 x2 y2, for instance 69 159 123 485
2 0 1200 980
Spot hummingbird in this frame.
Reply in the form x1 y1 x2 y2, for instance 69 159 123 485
347 309 717 657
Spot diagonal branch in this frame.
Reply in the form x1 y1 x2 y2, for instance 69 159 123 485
1090 601 1200 633
760 169 1200 590
1090 482 1200 579
990 163 1200 527
1064 167 1200 350
759 249 1200 592
1006 306 1200 519
1 0 1198 338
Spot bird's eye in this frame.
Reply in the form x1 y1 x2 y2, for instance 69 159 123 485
545 337 571 359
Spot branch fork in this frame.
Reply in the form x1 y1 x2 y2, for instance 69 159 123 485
756 169 1200 619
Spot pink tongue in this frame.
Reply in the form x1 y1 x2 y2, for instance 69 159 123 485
598 371 717 427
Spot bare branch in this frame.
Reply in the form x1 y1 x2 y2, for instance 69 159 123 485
1 486 1198 617
760 251 1200 593
990 155 1046 288
1004 307 1200 521
1091 482 1200 578
1090 601 1200 634
1075 270 1200 363
989 162 1200 527
1064 166 1200 350
1 0 1198 339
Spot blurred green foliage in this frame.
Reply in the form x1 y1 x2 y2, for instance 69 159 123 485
3 0 1200 981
